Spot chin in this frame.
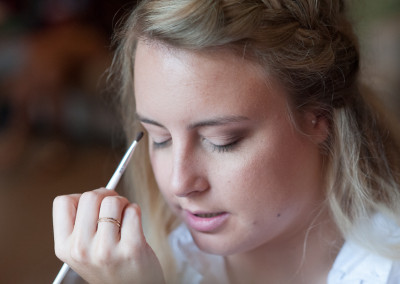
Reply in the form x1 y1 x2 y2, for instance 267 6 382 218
191 231 239 256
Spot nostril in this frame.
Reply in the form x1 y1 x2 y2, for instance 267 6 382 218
172 176 210 198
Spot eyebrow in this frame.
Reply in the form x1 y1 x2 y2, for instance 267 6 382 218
136 115 165 128
136 114 249 130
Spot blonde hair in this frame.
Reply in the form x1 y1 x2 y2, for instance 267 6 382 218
111 0 400 275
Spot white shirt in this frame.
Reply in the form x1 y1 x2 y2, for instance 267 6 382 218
169 224 400 284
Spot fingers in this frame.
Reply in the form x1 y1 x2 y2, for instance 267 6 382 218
96 196 130 243
53 194 81 257
53 188 119 261
52 189 163 284
119 204 147 254
73 189 118 242
53 188 149 271
53 194 80 239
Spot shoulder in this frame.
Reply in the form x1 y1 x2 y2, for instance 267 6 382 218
328 240 400 284
328 214 400 284
168 223 229 284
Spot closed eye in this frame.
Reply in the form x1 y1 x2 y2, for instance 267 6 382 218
206 139 241 153
152 138 171 149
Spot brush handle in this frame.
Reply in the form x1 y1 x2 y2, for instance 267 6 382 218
53 263 69 284
105 140 139 190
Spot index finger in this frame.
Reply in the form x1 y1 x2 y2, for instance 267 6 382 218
53 194 81 243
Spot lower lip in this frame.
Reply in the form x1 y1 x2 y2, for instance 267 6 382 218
183 210 229 233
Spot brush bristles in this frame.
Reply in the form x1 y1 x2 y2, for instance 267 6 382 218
135 131 144 142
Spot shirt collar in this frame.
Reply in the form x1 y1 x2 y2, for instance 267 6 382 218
327 240 393 284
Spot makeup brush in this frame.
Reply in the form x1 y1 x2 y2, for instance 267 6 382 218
53 132 144 284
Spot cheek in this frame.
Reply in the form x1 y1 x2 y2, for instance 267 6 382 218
228 154 292 213
149 151 168 191
225 134 320 213
149 153 180 213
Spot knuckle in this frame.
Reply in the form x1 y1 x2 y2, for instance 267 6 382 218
54 243 67 262
93 245 113 266
127 204 142 223
132 203 141 216
94 187 107 193
121 237 145 258
122 244 147 263
53 195 72 207
53 195 63 207
127 203 141 216
101 196 128 208
80 191 101 204
70 239 89 264
119 244 136 260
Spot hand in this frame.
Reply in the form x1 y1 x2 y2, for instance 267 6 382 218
53 188 165 284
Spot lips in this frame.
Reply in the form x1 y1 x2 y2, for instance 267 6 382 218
193 212 225 218
183 210 229 232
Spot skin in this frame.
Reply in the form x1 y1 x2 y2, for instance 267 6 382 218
53 188 164 283
135 41 341 283
53 40 341 284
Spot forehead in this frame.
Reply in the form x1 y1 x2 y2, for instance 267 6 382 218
134 40 266 82
133 40 290 120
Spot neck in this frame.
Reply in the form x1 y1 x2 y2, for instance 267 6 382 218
225 210 343 284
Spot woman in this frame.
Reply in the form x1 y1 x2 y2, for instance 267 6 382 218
53 0 400 283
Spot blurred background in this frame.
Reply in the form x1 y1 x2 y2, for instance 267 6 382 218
0 0 137 283
0 0 399 283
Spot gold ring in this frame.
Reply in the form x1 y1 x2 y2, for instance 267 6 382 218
97 217 121 228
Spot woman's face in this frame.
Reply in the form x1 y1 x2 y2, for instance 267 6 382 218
134 40 326 256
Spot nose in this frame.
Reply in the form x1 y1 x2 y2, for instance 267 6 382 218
170 142 209 197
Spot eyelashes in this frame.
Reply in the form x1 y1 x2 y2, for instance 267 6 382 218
151 137 240 153
152 139 171 149
208 140 240 153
